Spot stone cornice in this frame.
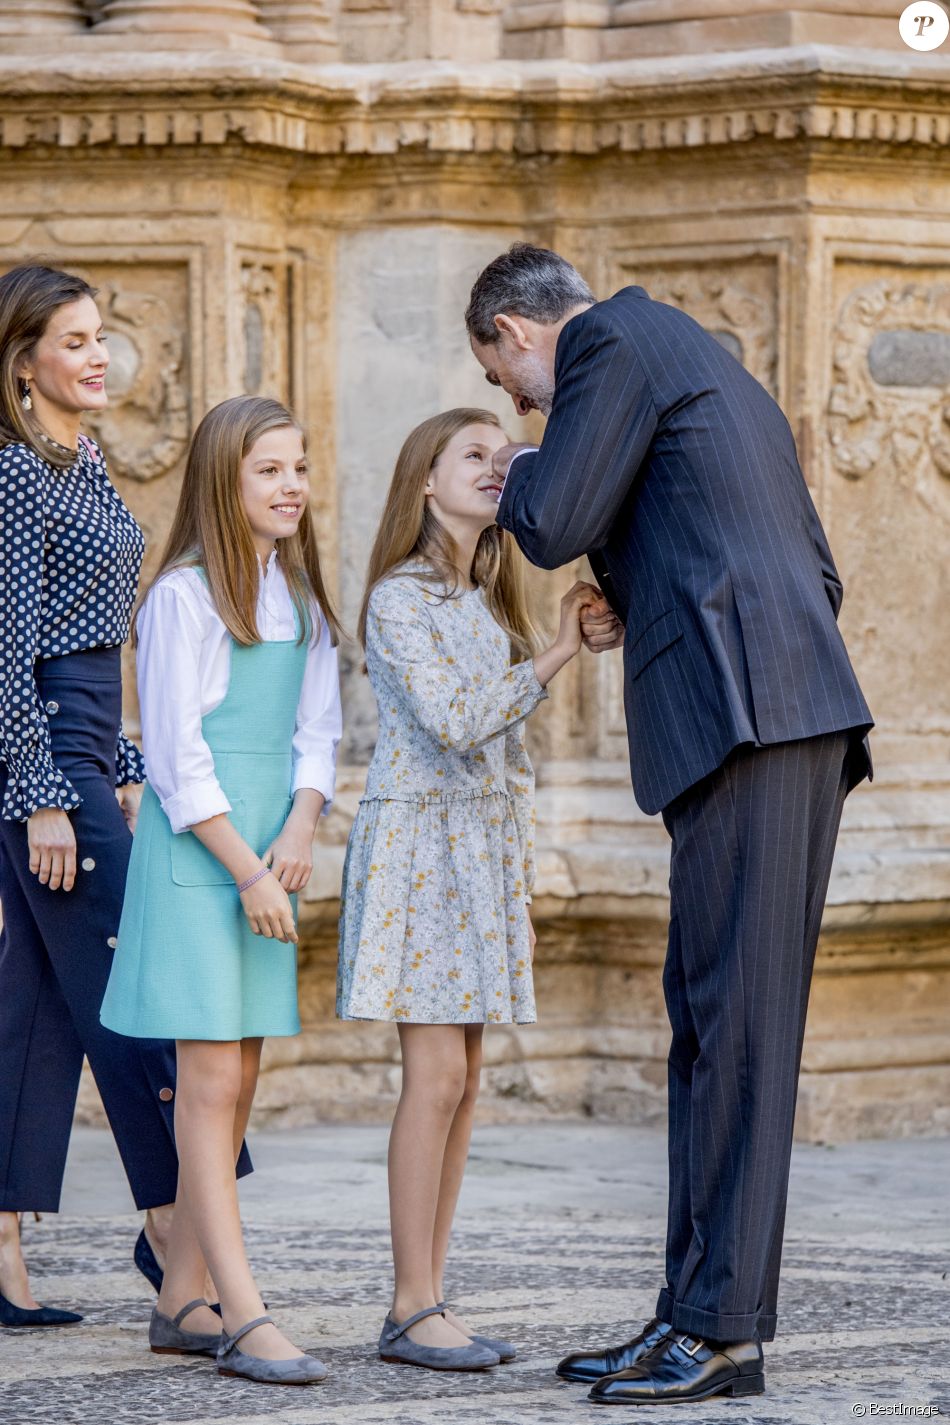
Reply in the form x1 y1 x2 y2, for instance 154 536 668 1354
1 45 950 157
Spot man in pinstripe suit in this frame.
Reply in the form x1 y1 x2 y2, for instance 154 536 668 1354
466 244 873 1406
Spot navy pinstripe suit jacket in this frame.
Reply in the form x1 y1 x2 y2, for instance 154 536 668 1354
496 286 873 815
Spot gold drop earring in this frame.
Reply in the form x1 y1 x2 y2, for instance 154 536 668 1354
20 381 32 412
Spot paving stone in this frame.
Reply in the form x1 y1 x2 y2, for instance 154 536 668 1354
1 1125 947 1425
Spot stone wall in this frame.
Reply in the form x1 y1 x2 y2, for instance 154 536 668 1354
3 3 947 1141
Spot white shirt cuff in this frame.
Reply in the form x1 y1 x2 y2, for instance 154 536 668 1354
162 779 232 835
292 757 335 814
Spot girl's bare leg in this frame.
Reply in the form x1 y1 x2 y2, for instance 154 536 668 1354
142 1038 260 1293
431 1025 484 1338
156 1038 300 1360
388 1024 472 1348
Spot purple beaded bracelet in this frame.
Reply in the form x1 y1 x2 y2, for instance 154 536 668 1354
237 866 271 894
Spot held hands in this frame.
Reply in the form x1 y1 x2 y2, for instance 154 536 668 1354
579 595 624 653
555 580 608 658
533 581 605 687
27 807 76 891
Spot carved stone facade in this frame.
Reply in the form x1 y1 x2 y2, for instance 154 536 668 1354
2 4 948 1141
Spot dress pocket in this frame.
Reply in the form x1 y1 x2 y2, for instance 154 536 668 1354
169 800 246 886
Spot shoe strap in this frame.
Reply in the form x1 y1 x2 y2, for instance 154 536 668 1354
172 1298 209 1329
221 1313 273 1354
435 1300 447 1312
385 1304 445 1342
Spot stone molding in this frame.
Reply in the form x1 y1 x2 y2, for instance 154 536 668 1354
1 49 949 158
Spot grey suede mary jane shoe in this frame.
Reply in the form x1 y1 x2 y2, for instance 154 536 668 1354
216 1314 328 1385
437 1300 517 1362
149 1297 222 1357
379 1304 500 1371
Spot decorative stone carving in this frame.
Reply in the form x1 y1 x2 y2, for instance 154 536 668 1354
241 260 290 402
829 278 950 497
95 0 272 34
0 1 86 31
81 273 190 483
623 262 779 396
2 66 950 160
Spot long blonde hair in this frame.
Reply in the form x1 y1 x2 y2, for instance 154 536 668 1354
359 407 541 662
137 395 340 647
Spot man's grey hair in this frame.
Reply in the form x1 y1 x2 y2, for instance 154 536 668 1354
465 243 595 346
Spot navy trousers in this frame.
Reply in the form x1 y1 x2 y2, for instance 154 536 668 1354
0 647 250 1213
655 732 853 1343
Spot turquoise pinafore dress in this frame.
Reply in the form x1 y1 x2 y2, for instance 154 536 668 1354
101 609 307 1042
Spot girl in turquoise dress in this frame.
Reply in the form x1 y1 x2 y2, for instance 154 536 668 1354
338 407 601 1371
101 396 341 1386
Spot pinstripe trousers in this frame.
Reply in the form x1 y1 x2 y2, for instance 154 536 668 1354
654 731 852 1343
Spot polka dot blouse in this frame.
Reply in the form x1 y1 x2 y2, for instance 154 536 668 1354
0 436 146 822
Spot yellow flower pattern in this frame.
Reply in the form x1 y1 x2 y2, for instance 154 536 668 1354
337 564 545 1025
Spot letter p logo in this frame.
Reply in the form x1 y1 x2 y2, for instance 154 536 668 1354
900 2 950 49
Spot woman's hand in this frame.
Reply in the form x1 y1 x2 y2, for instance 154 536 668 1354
27 808 76 891
116 782 144 835
239 870 298 944
263 813 315 894
527 910 537 964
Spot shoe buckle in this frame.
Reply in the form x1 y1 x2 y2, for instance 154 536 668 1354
680 1335 704 1357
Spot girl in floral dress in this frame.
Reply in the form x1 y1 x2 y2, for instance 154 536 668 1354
337 407 598 1371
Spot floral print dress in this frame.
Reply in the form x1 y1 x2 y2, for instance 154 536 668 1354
337 564 547 1025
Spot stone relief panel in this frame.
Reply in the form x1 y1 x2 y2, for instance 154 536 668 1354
618 257 780 398
80 264 190 483
240 258 291 403
829 276 950 509
825 262 950 747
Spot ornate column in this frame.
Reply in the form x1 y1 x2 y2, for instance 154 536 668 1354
257 1 338 59
0 1 86 31
95 0 274 37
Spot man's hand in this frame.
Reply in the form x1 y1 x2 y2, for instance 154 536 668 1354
491 442 536 487
580 592 624 653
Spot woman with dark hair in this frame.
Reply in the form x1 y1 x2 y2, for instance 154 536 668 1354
0 263 239 1327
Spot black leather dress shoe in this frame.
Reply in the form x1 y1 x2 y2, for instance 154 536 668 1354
589 1332 764 1404
555 1317 673 1382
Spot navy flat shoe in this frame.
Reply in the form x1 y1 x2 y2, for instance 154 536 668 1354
133 1228 163 1293
0 1290 82 1327
134 1228 227 1318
